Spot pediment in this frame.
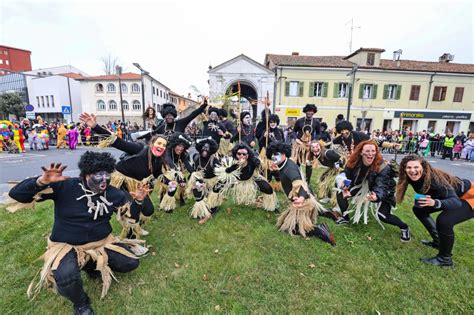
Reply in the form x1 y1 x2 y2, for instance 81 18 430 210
209 54 274 75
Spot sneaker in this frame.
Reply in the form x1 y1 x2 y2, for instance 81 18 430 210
335 217 349 225
319 210 338 221
129 244 149 257
319 197 331 204
74 304 95 315
400 228 411 242
420 255 453 267
140 227 149 236
316 223 336 247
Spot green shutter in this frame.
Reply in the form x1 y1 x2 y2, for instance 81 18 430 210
396 85 402 100
309 82 315 97
372 84 378 99
333 83 339 98
359 84 364 99
299 82 304 97
383 84 389 99
323 82 328 97
285 82 290 96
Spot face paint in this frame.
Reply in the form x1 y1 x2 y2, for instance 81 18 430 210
165 114 175 123
209 112 218 121
151 137 167 157
174 144 185 155
405 160 424 181
271 153 283 164
201 143 210 157
270 121 277 128
86 171 111 193
310 142 321 156
243 115 251 125
361 144 376 166
236 149 248 162
305 111 314 119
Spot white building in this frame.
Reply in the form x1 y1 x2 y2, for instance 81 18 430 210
208 54 275 119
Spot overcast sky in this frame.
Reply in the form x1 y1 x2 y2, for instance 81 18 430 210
1 0 472 96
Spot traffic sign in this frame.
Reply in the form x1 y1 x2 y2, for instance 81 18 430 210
24 104 34 111
26 112 36 119
61 106 71 114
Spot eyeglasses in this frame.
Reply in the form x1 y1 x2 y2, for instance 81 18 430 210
236 152 248 156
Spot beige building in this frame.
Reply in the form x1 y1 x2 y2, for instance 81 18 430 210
265 48 474 134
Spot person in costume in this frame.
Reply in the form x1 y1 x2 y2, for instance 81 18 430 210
332 120 369 156
80 112 166 238
57 123 67 149
143 106 161 131
334 140 411 242
187 137 221 224
266 142 336 246
217 108 236 156
318 122 332 143
291 104 321 184
233 111 256 148
67 125 79 150
159 132 194 212
12 124 24 153
8 151 150 315
208 142 277 213
396 154 474 267
255 108 270 148
202 107 231 144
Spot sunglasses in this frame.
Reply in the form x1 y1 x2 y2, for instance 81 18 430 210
236 152 248 156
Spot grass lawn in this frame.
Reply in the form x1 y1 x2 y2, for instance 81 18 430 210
1 179 473 313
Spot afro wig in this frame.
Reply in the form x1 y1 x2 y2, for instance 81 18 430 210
260 108 272 122
218 108 228 118
208 107 220 116
303 104 317 113
78 151 116 178
266 141 292 159
240 111 252 122
320 122 328 130
231 142 260 167
160 103 178 118
167 132 192 150
336 120 354 133
268 114 280 125
196 137 219 155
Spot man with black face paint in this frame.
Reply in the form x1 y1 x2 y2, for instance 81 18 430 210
9 151 150 315
233 111 256 148
80 112 166 238
202 107 231 144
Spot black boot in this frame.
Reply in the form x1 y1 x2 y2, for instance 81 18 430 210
418 216 439 248
74 301 95 315
309 223 336 246
420 255 453 267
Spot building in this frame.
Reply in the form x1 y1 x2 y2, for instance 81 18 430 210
208 54 275 119
265 48 474 134
169 91 200 116
0 45 32 75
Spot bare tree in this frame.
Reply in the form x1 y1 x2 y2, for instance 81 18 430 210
100 52 119 75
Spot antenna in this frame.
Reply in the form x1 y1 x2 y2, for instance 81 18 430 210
345 18 361 53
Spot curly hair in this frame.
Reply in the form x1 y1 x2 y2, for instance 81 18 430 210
307 140 326 161
336 120 354 133
232 142 259 167
167 132 192 150
303 104 317 113
78 151 116 178
143 106 156 119
196 137 219 155
160 103 178 118
266 141 292 159
268 114 280 125
208 107 220 116
218 108 228 118
346 140 383 173
395 154 461 204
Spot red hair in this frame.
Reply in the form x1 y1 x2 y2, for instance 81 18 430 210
346 140 383 172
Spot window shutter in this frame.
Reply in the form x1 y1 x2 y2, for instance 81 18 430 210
372 85 378 99
432 86 440 101
285 82 290 96
309 82 315 97
322 82 328 97
383 84 389 99
359 84 364 99
441 87 447 101
299 82 304 97
333 83 339 98
396 85 402 100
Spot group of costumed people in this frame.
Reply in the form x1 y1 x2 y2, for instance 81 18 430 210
7 100 474 315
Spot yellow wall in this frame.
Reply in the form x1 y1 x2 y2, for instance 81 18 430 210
275 66 474 133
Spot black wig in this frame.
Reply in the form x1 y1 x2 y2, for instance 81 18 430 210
266 141 292 159
303 104 317 113
167 132 192 150
336 120 354 133
208 107 220 116
160 103 178 118
78 151 116 178
218 108 228 118
196 137 219 155
240 111 251 122
268 114 280 125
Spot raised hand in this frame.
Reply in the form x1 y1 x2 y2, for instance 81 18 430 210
38 163 69 185
79 112 97 128
130 184 152 202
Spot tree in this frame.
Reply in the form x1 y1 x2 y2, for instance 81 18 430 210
0 92 25 120
100 52 119 75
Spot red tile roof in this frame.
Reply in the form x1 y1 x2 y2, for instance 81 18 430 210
74 72 142 81
344 47 386 59
59 72 85 79
265 54 474 74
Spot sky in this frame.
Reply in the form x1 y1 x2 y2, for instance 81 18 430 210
1 0 473 97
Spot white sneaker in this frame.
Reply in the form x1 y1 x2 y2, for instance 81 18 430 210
130 244 149 257
319 197 331 203
140 227 149 236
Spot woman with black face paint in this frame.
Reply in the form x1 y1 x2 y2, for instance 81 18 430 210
8 151 150 315
397 154 474 267
80 112 166 238
202 107 231 145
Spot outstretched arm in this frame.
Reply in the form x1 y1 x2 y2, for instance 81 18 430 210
176 97 208 129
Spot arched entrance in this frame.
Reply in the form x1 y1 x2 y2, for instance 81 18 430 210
226 81 258 120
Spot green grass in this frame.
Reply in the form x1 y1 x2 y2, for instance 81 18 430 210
1 180 473 314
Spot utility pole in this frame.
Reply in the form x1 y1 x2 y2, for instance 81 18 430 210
116 65 125 122
346 64 358 121
132 63 149 129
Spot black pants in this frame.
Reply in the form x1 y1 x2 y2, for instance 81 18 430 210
413 201 474 257
336 188 408 229
442 147 453 160
52 244 139 308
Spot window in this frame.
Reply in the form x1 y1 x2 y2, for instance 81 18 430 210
46 95 50 107
410 85 420 101
366 53 375 66
432 86 447 101
132 100 141 111
95 83 104 93
36 96 40 106
336 83 349 98
153 86 156 94
453 87 464 102
0 60 3 64
383 84 401 100
41 96 44 107
122 100 129 111
166 93 169 100
97 100 106 111
107 83 116 93
309 82 327 97
109 100 117 110
131 83 140 93
51 95 55 107
5 60 9 65
285 81 304 97
121 83 128 93
160 90 162 98
4 50 8 55
359 84 377 99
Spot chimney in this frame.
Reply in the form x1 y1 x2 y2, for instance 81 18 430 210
439 53 454 63
392 49 402 61
291 52 299 56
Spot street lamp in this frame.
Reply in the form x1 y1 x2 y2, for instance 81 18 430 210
132 63 149 129
116 65 125 122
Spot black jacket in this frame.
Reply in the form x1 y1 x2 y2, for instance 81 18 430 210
155 103 207 135
293 117 321 140
409 177 471 210
279 158 309 200
333 131 370 148
258 127 285 150
202 120 229 144
9 177 142 245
